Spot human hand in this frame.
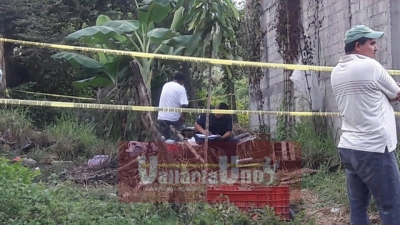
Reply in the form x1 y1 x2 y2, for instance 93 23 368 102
202 130 212 136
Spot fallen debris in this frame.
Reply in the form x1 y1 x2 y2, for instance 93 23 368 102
279 168 318 185
22 158 37 167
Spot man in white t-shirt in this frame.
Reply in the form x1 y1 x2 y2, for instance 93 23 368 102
331 25 400 224
157 71 189 140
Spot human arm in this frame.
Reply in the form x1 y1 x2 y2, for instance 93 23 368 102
375 64 400 102
194 114 211 135
389 82 400 102
179 88 189 121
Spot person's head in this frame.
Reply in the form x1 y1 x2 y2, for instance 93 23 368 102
173 71 185 85
344 25 384 58
215 102 229 119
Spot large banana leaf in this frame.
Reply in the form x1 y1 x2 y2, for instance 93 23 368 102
170 6 185 31
147 28 179 44
101 20 140 33
162 35 192 47
73 76 114 88
51 52 104 69
65 26 125 42
137 0 173 25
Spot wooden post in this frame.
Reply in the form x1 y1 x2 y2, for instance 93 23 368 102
0 36 6 93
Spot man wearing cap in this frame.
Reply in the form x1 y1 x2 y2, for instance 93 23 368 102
331 25 400 224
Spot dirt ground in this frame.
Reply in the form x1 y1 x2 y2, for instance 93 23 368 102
291 189 380 225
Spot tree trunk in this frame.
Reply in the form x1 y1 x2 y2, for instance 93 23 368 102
0 36 6 93
130 61 186 207
182 62 197 108
204 65 212 167
228 79 238 123
129 61 173 164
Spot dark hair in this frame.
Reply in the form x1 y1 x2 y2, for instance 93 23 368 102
217 102 229 110
173 72 185 82
344 37 370 54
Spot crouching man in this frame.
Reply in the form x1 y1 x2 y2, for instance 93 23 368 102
194 102 238 166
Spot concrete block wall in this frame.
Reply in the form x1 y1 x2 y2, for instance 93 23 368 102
252 0 398 140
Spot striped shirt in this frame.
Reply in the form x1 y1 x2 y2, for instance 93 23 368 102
331 54 400 153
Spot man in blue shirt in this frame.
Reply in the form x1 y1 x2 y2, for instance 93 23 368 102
194 102 238 165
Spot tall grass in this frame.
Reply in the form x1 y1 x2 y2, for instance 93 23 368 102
45 111 105 160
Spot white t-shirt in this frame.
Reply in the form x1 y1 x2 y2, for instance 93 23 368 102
331 54 400 153
157 81 189 121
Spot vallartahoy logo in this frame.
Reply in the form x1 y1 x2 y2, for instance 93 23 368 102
137 156 278 186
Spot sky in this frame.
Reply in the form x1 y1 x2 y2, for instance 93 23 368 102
232 0 245 10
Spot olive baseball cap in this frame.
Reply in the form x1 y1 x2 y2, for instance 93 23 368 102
344 25 384 44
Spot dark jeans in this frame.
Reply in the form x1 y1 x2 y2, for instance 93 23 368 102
338 147 400 225
157 119 184 141
194 135 238 165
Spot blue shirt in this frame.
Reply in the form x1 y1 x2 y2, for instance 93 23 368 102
195 113 233 136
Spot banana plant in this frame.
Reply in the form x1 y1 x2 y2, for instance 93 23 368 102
52 0 190 96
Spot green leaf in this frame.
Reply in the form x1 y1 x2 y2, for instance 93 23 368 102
147 28 179 44
103 56 132 80
116 66 130 83
222 0 240 20
172 0 184 10
51 52 104 69
137 0 172 25
145 0 171 6
95 40 120 64
184 31 202 56
212 23 222 57
73 76 113 88
162 35 192 47
96 15 112 26
173 46 186 55
65 26 125 42
170 6 185 31
101 20 140 33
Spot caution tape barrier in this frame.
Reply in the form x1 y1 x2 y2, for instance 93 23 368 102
8 89 234 103
2 98 400 117
0 98 337 116
2 37 400 75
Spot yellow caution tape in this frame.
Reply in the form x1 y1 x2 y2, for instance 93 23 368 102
9 89 232 103
0 98 338 116
2 98 400 117
2 97 400 117
3 37 400 75
9 89 97 101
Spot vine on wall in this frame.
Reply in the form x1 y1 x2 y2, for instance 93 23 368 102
273 0 326 140
273 0 303 140
242 0 266 130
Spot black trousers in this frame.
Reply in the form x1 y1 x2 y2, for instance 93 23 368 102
338 147 400 225
157 119 184 141
194 135 238 165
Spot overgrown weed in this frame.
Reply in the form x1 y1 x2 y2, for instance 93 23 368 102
0 107 34 147
291 117 340 169
45 111 105 160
